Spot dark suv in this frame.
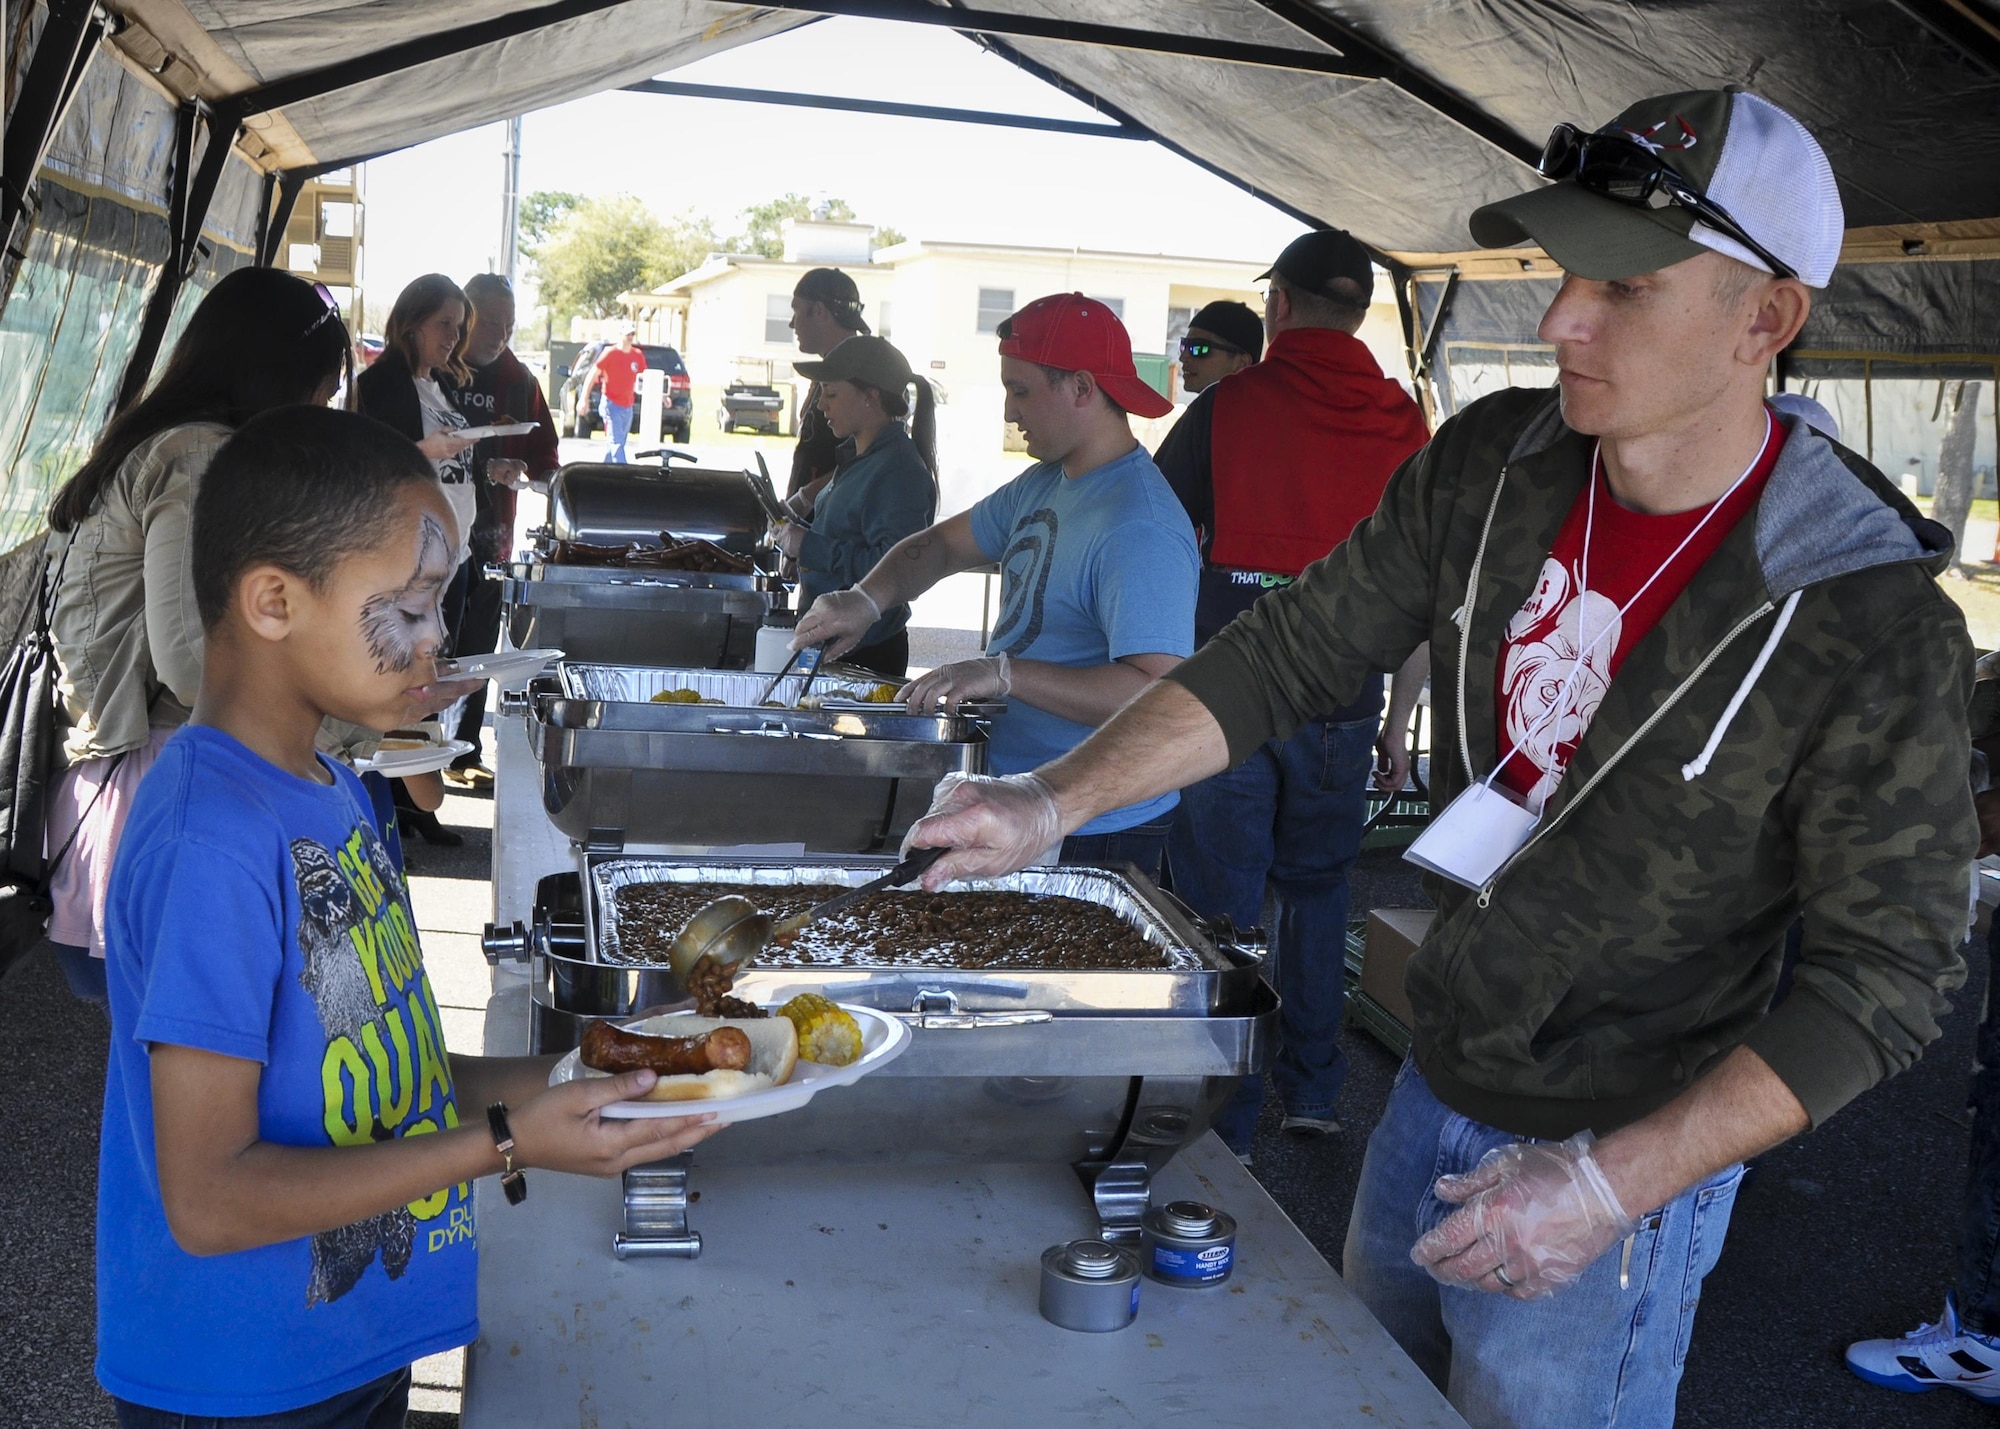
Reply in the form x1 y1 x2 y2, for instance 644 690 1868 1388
559 342 693 444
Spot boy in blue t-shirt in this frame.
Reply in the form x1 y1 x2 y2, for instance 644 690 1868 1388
97 407 716 1425
791 293 1198 879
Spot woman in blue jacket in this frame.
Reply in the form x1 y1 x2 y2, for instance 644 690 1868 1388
777 336 939 677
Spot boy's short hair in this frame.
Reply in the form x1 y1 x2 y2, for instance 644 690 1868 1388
192 406 440 631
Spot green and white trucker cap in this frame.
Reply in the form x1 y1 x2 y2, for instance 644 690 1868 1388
1470 88 1845 288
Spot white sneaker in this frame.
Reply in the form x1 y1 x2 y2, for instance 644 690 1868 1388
1280 1113 1341 1137
1846 1296 2000 1402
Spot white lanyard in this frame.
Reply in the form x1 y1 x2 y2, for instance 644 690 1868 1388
1489 410 1774 803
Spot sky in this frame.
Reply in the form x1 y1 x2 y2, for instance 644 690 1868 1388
356 16 1308 326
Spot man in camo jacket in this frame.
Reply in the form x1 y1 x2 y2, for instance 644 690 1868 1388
902 89 1977 1428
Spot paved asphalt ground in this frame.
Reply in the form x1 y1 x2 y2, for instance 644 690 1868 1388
3 771 1994 1426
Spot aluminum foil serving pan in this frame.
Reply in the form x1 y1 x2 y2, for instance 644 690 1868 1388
583 856 1263 1015
558 662 1003 718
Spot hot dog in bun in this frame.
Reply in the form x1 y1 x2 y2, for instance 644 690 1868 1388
578 1015 799 1101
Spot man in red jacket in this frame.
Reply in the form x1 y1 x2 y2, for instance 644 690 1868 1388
1153 228 1430 1160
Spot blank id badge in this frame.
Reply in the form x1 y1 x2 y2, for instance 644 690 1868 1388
1404 780 1539 891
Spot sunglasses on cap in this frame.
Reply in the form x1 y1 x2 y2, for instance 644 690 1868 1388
1180 338 1243 360
1537 123 1797 282
302 282 342 339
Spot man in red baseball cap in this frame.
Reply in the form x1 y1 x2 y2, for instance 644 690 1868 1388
793 293 1199 877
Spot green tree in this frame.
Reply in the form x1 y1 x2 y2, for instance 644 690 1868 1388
872 225 908 250
735 193 856 258
528 194 719 321
518 190 583 253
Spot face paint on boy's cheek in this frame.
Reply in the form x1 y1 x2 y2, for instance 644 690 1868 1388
359 512 453 676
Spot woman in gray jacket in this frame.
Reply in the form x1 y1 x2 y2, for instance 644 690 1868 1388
775 336 939 677
42 268 351 1003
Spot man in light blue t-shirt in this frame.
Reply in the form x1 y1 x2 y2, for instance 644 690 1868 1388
794 292 1198 877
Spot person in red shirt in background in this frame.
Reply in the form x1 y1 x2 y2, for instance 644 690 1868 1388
579 324 647 463
449 273 559 788
1152 228 1430 1162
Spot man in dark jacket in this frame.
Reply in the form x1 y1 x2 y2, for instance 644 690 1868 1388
785 267 869 501
1153 229 1429 1156
448 273 560 788
902 89 1975 1428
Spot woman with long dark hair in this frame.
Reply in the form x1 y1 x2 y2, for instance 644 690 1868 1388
43 267 351 1002
354 274 482 847
774 336 939 678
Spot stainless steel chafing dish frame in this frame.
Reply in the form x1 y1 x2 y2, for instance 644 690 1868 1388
484 853 1275 1254
501 460 789 670
517 663 991 852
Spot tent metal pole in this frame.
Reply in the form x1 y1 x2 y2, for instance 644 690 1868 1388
741 0 1380 76
954 28 1337 237
618 78 1146 138
260 170 308 267
222 0 655 120
0 0 110 295
1893 0 2000 76
114 103 240 413
1251 0 1540 166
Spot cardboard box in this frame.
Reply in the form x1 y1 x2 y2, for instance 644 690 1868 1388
1360 908 1434 1031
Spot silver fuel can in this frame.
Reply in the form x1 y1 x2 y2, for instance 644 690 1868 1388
1142 1200 1238 1287
1038 1239 1141 1332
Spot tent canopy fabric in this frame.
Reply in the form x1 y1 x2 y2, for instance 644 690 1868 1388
102 0 2000 263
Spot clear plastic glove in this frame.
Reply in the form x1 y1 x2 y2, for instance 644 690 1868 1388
785 490 816 522
900 771 1064 889
1372 724 1412 793
772 520 806 559
792 586 881 659
486 457 531 490
1409 1131 1637 1300
898 653 1010 713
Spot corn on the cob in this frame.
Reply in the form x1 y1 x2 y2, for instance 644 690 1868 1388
779 993 864 1066
649 687 702 703
863 683 900 703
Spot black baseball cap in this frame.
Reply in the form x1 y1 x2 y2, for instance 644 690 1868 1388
794 335 914 392
792 268 871 334
1187 300 1264 359
1258 229 1374 300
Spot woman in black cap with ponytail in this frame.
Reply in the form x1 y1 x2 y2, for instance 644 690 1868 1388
786 267 871 502
774 335 938 678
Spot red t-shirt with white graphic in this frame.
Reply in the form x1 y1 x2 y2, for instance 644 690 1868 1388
1492 413 1781 810
591 345 647 406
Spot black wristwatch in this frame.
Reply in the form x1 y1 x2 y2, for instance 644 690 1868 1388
486 1102 527 1205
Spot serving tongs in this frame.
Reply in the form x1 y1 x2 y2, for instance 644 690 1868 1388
751 640 829 709
667 845 950 983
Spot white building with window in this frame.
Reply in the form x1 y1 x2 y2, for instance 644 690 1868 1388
627 220 1403 515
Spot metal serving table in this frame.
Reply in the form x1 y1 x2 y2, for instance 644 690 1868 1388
459 1133 1465 1427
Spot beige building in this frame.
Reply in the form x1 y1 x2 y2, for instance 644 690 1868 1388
629 219 1410 516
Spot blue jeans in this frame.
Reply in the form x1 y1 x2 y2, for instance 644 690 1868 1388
1344 1060 1744 1428
115 1366 410 1428
1170 714 1376 1144
52 938 108 1007
1955 911 2000 1333
603 399 634 462
1060 813 1172 883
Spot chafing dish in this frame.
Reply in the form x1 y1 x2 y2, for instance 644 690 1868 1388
484 853 1274 1251
516 663 988 852
502 462 782 669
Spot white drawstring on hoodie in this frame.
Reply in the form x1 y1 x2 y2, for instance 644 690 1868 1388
1680 588 1804 781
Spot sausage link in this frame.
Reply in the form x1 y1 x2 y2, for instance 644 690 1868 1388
580 1021 752 1075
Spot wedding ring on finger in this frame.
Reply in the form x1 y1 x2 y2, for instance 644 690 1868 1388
1493 1265 1517 1288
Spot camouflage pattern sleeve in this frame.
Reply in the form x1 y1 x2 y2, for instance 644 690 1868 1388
1743 597 1978 1126
1165 408 1451 766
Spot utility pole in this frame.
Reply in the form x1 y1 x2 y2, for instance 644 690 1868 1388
500 115 522 284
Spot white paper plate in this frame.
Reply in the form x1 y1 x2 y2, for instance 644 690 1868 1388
456 422 539 440
434 648 562 684
550 1005 911 1123
353 738 476 777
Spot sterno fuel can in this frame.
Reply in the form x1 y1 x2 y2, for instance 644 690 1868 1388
1038 1239 1141 1332
1142 1200 1238 1287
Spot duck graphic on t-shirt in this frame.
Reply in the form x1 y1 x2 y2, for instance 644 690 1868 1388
290 829 468 1307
